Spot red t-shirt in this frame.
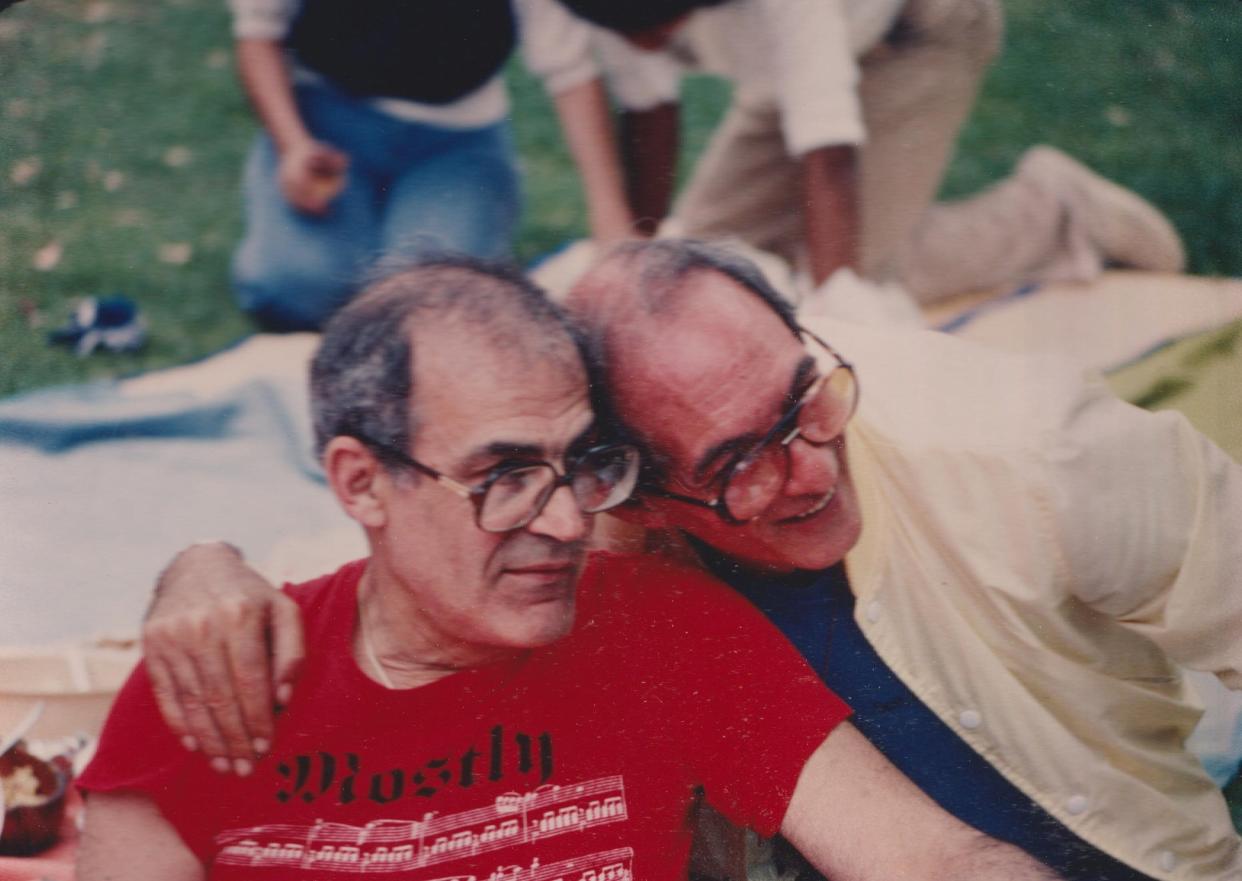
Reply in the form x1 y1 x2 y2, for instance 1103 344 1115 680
80 552 849 879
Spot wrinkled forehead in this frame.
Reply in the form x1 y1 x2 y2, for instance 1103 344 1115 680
415 309 584 384
413 322 591 447
610 280 804 467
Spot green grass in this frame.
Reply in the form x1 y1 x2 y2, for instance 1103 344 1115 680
0 0 251 394
944 0 1242 283
1 0 1241 397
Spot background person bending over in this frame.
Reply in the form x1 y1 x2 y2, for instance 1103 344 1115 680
77 258 1062 881
556 0 1185 301
142 242 1242 880
229 0 635 330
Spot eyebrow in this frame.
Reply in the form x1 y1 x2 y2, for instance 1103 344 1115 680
456 423 597 475
691 355 818 483
460 442 544 472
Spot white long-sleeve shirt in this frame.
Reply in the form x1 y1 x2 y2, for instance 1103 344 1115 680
590 0 906 156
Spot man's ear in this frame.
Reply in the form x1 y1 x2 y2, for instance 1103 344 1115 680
323 436 388 529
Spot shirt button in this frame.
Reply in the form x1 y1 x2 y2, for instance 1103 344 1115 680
1065 794 1089 816
958 709 982 730
865 600 882 623
1159 851 1177 872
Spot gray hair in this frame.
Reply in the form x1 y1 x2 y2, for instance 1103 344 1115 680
309 255 581 466
573 239 800 337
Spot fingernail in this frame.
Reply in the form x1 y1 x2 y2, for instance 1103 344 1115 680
252 738 270 755
181 735 198 752
234 758 254 777
276 683 292 705
210 757 230 774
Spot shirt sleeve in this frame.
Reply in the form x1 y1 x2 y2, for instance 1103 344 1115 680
228 0 298 41
591 29 682 111
760 0 866 154
1043 381 1242 688
636 562 852 837
514 0 601 97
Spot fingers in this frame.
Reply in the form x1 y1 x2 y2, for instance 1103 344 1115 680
143 595 285 776
224 613 277 759
145 653 194 751
190 626 259 775
308 145 349 174
183 681 236 775
268 592 306 709
280 144 347 214
283 181 333 216
144 617 223 759
149 634 235 773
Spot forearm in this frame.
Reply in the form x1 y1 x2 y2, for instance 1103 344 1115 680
801 144 860 285
619 103 679 235
936 833 1063 881
235 38 312 153
551 77 635 243
783 724 1063 881
794 792 1061 881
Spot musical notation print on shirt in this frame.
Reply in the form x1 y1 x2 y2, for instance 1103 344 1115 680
214 775 630 876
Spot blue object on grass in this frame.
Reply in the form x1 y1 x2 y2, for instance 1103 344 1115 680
47 295 147 357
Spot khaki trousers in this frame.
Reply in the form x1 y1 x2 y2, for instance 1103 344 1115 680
674 0 1080 303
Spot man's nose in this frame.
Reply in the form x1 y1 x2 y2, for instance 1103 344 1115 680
526 483 591 543
782 435 839 498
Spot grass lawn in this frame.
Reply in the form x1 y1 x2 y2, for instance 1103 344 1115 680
1 0 1240 397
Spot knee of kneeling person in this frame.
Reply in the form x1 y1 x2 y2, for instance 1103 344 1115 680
231 256 354 332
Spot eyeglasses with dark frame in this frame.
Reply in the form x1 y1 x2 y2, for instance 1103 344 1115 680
640 329 858 525
345 431 642 533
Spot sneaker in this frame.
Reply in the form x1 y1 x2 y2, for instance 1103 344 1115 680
47 295 148 357
1018 146 1186 274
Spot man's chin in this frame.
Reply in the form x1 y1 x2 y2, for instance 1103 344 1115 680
521 617 576 650
504 598 578 650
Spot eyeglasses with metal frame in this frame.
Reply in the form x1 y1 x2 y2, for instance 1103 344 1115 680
639 329 858 525
346 431 642 533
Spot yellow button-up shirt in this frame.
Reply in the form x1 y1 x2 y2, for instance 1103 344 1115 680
820 317 1242 879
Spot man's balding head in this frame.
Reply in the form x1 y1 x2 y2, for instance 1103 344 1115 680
566 240 799 447
566 240 862 572
311 256 583 467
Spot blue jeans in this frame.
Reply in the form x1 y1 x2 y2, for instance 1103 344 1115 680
232 81 521 331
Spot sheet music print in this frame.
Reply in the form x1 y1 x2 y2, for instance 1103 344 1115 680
214 775 630 877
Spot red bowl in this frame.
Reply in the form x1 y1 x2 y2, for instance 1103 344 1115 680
0 750 68 856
